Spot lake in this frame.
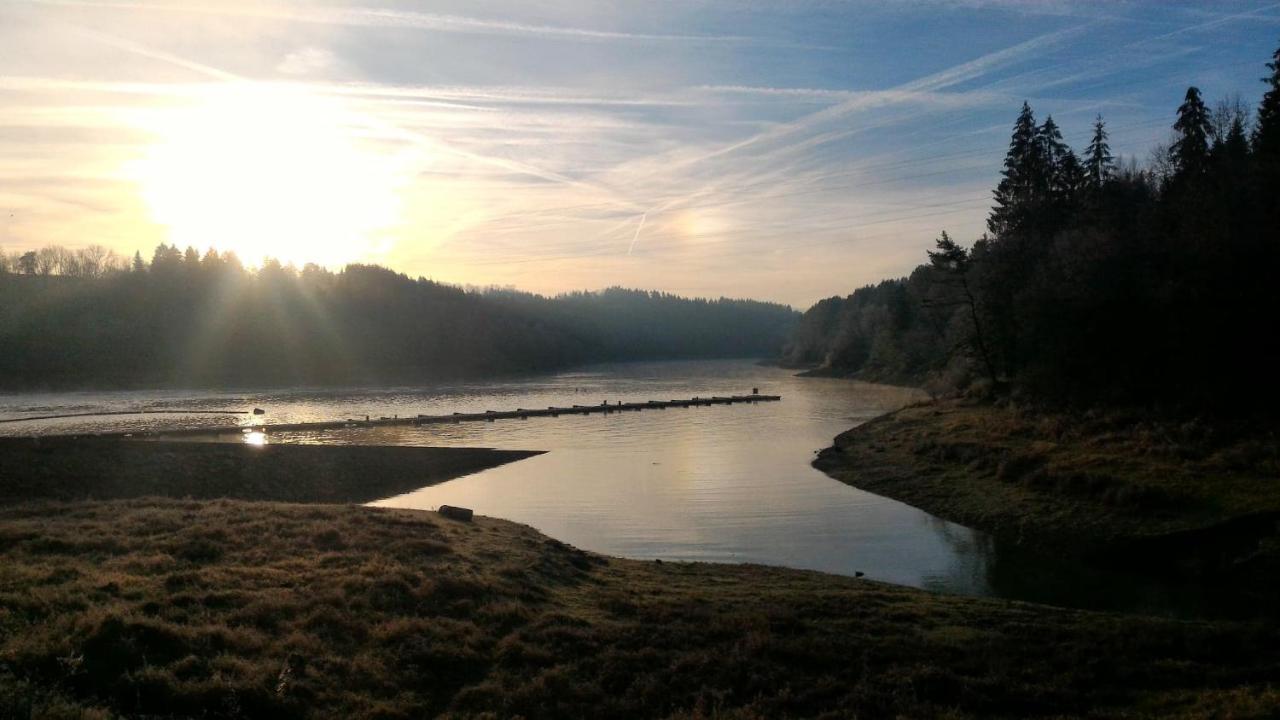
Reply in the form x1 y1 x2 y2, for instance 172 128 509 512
0 359 1228 616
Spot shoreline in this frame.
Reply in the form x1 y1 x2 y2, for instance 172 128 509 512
0 439 541 506
812 398 1280 598
4 497 1280 718
0 419 1278 715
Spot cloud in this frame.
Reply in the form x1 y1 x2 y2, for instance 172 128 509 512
276 47 339 77
21 1 760 43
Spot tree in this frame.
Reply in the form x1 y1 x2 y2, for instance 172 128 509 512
1214 112 1251 175
77 245 112 278
1085 115 1114 190
0 250 10 274
1037 116 1080 207
988 102 1043 237
17 251 37 275
1058 149 1086 205
1171 86 1212 180
925 232 998 386
35 246 63 275
1256 42 1280 204
150 243 182 274
132 250 146 273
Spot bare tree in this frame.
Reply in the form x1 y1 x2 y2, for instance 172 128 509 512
76 245 112 278
1211 94 1252 144
34 246 62 275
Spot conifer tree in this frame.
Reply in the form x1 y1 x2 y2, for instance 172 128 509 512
988 102 1040 237
1171 86 1212 179
1058 148 1086 205
131 250 145 273
1255 42 1280 197
1037 116 1075 202
1218 114 1251 172
1084 115 1113 190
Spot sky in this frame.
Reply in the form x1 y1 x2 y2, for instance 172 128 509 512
1 1 1277 308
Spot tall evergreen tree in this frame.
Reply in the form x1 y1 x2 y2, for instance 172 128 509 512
1217 114 1251 171
1171 86 1213 180
131 250 146 273
988 102 1041 237
1256 42 1280 201
1085 115 1114 190
1037 116 1075 202
1058 148 1086 205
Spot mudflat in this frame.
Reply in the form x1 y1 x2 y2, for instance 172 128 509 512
0 439 542 505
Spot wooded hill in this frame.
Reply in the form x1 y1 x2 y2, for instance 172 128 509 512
785 42 1280 410
0 257 796 390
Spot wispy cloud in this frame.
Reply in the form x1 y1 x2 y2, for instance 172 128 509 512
2 0 1274 305
22 0 761 43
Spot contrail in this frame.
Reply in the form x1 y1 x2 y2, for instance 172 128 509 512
627 213 647 255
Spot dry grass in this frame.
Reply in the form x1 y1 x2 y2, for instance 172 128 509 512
815 399 1280 586
3 499 1279 719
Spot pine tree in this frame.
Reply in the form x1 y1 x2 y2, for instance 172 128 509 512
1256 42 1280 199
988 102 1041 237
1171 86 1212 179
1037 116 1074 200
1085 115 1113 190
1219 114 1251 171
1058 148 1086 205
131 250 145 273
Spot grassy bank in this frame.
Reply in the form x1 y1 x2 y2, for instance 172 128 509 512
3 498 1280 719
814 399 1280 584
0 439 541 505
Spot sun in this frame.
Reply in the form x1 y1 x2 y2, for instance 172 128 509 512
130 83 403 268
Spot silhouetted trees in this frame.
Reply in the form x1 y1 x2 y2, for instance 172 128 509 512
0 245 127 278
786 41 1280 411
1171 87 1213 182
0 252 796 389
1085 116 1114 191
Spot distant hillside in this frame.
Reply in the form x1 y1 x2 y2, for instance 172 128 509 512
0 258 797 390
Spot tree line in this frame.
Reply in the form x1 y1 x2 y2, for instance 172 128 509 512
0 246 796 389
0 244 130 279
784 42 1280 410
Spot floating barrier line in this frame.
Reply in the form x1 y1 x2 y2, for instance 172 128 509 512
0 409 250 424
36 395 782 439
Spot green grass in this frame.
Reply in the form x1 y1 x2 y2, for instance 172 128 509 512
3 498 1280 719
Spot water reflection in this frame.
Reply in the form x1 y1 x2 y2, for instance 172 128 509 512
0 360 1239 616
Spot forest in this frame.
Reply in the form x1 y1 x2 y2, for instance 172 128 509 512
0 250 796 389
784 42 1280 411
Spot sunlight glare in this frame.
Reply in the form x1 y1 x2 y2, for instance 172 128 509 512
131 84 404 268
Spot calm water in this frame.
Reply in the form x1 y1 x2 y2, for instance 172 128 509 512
0 360 1237 615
